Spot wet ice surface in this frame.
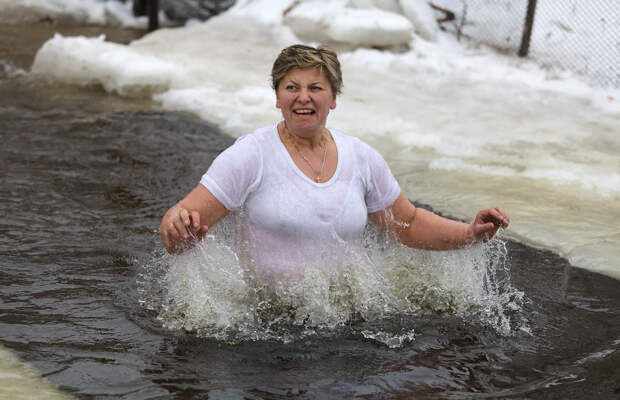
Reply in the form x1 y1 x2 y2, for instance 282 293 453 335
1 74 620 398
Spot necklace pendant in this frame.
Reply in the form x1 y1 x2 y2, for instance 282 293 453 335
315 176 320 183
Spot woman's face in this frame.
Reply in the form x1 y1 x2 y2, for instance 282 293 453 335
275 67 336 137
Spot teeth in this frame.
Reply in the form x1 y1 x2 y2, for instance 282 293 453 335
295 110 314 114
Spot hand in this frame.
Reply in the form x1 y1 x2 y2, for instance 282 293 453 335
467 207 510 244
159 205 209 253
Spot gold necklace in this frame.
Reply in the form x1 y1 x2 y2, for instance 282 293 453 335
283 124 328 183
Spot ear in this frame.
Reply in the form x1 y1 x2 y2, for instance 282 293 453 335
330 99 337 110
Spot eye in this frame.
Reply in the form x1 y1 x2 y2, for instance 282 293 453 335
286 84 297 91
310 86 323 91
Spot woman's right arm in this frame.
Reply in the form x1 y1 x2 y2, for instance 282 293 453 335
159 184 229 254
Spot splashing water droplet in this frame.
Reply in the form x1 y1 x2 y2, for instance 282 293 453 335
138 220 527 344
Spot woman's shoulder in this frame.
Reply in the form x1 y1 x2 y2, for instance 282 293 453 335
244 124 277 142
329 128 377 156
228 124 277 151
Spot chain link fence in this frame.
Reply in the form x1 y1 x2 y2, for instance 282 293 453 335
430 0 620 88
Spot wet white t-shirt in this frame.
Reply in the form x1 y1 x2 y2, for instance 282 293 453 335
200 124 400 279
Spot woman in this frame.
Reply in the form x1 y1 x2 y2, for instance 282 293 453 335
159 44 509 277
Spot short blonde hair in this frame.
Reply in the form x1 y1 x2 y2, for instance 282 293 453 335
271 44 343 95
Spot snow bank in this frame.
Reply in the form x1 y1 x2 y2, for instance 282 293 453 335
400 0 438 41
31 34 177 96
347 0 438 41
0 0 150 28
284 1 414 48
281 0 439 48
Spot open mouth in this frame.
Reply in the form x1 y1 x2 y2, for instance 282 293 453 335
294 109 315 115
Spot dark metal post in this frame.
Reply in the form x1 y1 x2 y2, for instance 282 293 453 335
147 0 159 31
133 0 158 30
132 0 147 16
518 0 538 57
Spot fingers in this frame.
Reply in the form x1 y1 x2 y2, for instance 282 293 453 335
481 222 499 242
472 206 510 243
491 206 510 227
479 207 510 228
180 207 191 228
172 210 190 240
189 210 201 230
159 206 210 253
188 210 209 238
499 207 509 226
472 221 496 243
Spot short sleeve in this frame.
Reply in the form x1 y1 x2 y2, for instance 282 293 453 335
199 134 263 211
361 142 401 213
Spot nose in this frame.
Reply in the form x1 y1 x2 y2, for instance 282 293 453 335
297 88 311 103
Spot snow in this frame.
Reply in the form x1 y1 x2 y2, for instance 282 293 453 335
345 0 438 41
0 0 170 28
31 34 177 96
399 0 438 41
284 2 414 48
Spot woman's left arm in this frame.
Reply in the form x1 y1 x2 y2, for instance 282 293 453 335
369 193 509 250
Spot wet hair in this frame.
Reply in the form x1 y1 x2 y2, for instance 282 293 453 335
271 44 343 96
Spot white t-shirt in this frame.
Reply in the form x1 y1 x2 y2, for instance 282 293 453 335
200 124 400 279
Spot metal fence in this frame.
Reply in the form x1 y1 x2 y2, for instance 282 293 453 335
430 0 620 88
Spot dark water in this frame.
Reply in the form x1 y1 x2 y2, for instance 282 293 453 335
2 23 620 400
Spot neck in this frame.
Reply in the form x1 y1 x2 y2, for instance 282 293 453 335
280 122 327 149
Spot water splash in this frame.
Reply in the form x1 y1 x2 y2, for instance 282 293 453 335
138 221 527 346
0 59 28 79
361 328 417 349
